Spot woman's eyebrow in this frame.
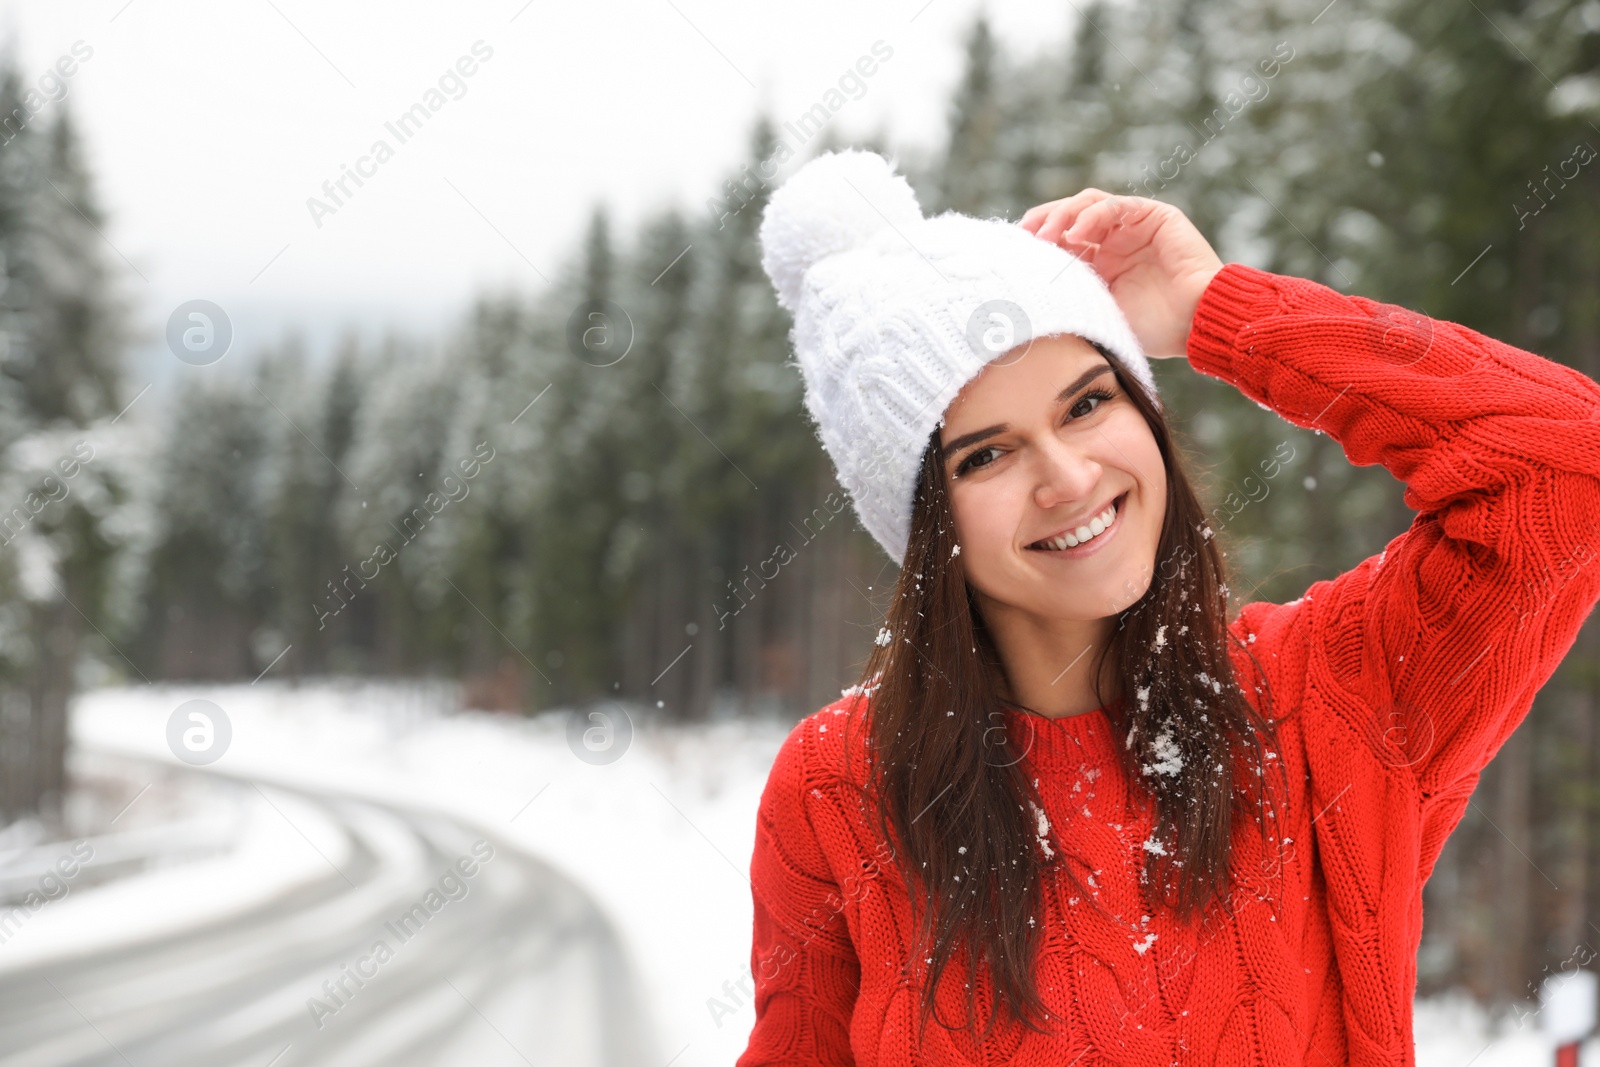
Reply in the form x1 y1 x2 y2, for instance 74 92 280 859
1054 364 1113 404
942 423 1006 457
941 365 1115 459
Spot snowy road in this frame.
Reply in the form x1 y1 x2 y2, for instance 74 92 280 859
0 752 658 1067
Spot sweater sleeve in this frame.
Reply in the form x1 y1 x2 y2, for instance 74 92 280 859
735 717 861 1067
1187 263 1600 797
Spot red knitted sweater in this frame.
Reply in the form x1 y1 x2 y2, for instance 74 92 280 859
735 263 1600 1066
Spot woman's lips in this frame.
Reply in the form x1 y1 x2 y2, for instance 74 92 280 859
1027 491 1128 555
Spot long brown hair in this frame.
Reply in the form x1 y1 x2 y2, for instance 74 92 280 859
839 344 1286 1047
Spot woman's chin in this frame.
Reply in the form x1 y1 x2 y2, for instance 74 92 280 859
1008 556 1154 618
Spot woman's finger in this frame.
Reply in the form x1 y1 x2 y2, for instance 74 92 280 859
1016 201 1054 232
1016 195 1078 231
1035 189 1116 245
1058 195 1149 253
1018 188 1114 243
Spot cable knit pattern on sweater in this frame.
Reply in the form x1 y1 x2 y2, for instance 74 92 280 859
735 264 1600 1066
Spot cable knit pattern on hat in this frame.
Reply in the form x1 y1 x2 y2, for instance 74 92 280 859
758 150 1157 564
735 263 1600 1066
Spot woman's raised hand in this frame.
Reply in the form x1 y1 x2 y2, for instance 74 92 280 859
1017 191 1224 359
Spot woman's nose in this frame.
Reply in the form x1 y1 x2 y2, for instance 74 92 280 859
1032 438 1103 511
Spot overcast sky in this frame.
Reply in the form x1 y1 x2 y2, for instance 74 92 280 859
0 0 1083 387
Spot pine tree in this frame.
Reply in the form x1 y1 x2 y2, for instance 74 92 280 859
0 83 126 831
135 370 271 679
258 334 358 678
935 17 1010 217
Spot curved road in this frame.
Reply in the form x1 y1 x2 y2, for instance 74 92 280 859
0 752 660 1067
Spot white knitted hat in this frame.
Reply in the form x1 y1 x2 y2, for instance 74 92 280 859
758 148 1158 565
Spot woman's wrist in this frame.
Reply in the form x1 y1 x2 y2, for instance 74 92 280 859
1174 262 1225 359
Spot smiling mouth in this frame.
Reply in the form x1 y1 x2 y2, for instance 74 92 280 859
1026 492 1128 552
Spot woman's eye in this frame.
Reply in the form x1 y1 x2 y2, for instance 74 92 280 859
1069 388 1115 420
957 446 1002 475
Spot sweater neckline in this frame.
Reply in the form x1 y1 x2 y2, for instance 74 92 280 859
999 697 1125 768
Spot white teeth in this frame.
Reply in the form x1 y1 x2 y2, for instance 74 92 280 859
1041 499 1117 551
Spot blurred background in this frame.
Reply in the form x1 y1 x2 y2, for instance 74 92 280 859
0 0 1595 1063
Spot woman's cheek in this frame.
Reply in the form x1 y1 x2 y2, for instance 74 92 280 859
949 483 1012 586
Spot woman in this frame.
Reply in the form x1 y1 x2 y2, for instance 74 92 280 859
737 149 1600 1066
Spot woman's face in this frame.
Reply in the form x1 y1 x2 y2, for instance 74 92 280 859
938 334 1167 626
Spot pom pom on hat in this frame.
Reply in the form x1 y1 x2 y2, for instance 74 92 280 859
758 149 922 313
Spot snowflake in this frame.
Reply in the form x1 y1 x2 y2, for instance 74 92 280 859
840 672 883 698
874 627 892 647
1141 725 1184 777
1029 801 1054 860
